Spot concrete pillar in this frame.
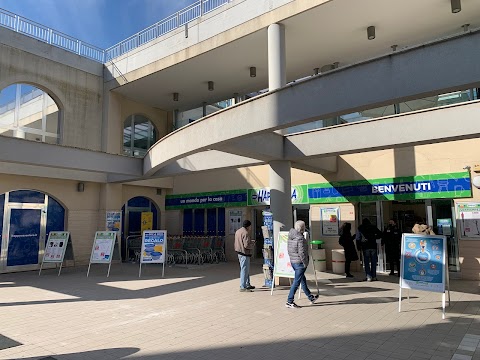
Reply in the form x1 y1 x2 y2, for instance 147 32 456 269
268 23 286 91
269 160 292 244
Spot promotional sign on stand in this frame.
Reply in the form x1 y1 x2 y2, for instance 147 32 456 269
399 233 450 319
39 231 74 276
139 230 167 277
87 231 121 277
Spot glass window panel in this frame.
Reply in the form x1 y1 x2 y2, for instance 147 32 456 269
123 115 157 158
9 190 45 203
0 84 59 143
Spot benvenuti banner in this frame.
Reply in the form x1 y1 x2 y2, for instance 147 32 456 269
165 172 471 209
308 171 471 203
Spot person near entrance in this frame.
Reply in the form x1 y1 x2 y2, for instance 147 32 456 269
235 220 256 292
285 220 319 308
383 219 401 276
356 218 382 281
339 222 358 278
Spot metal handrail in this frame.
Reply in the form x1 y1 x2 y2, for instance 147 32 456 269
0 8 104 62
0 0 231 63
105 0 230 60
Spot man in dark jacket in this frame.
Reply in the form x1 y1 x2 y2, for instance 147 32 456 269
234 220 255 292
383 219 401 276
285 220 319 308
356 218 382 281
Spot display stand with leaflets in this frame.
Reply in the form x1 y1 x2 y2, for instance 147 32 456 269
139 230 167 277
87 231 121 277
399 233 450 319
39 231 74 276
270 231 319 296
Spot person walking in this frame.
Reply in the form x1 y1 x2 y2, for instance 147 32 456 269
234 219 256 292
383 219 401 276
285 220 319 308
356 218 382 281
339 222 359 278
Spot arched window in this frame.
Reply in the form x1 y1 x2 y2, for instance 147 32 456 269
123 114 157 157
0 84 60 144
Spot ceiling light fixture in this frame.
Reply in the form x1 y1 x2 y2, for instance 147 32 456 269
391 45 398 52
313 68 319 75
250 67 256 77
462 24 470 32
208 81 214 91
173 92 179 101
451 0 461 13
367 26 376 40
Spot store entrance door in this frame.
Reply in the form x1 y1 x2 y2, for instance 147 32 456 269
430 200 459 272
2 205 46 271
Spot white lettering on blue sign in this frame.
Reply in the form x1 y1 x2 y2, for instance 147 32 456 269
372 182 431 194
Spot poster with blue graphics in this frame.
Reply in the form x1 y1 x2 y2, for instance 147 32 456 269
140 230 167 264
400 234 446 293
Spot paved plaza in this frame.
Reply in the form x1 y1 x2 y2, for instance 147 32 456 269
0 261 479 360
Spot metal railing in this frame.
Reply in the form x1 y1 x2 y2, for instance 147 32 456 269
0 8 104 62
105 0 230 60
0 0 230 63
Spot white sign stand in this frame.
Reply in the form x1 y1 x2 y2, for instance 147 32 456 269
87 231 121 277
270 231 319 298
139 230 167 277
39 231 74 276
398 234 451 319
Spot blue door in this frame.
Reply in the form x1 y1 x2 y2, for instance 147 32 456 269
6 207 43 268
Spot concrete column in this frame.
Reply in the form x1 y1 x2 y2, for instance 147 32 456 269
269 160 292 244
268 23 286 91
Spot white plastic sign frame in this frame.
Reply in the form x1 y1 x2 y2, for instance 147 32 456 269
139 230 167 278
39 231 71 276
87 231 120 277
320 207 340 236
398 233 450 319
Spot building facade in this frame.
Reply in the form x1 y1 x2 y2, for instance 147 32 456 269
0 0 480 279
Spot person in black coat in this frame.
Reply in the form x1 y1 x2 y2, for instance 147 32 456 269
382 219 401 276
339 222 359 278
356 218 382 281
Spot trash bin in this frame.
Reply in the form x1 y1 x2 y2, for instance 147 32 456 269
332 249 346 274
310 240 326 272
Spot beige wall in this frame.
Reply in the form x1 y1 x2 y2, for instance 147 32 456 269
105 92 169 155
0 41 103 151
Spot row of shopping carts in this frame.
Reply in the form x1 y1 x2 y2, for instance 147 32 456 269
167 236 227 266
125 235 227 266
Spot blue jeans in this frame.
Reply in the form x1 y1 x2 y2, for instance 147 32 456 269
363 249 378 279
238 254 251 289
287 262 313 303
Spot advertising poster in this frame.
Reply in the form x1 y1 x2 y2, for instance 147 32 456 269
43 232 70 262
400 234 446 293
320 207 339 236
140 230 167 264
273 231 294 278
90 232 117 263
141 212 153 233
106 211 122 232
437 218 452 236
229 210 243 235
457 203 480 238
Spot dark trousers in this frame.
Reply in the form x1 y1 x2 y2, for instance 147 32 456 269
389 257 400 274
345 260 351 275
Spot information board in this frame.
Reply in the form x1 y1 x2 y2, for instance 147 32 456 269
90 232 117 263
399 233 450 318
272 231 294 278
457 203 480 238
139 230 167 277
43 232 70 262
87 231 119 277
320 207 339 236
